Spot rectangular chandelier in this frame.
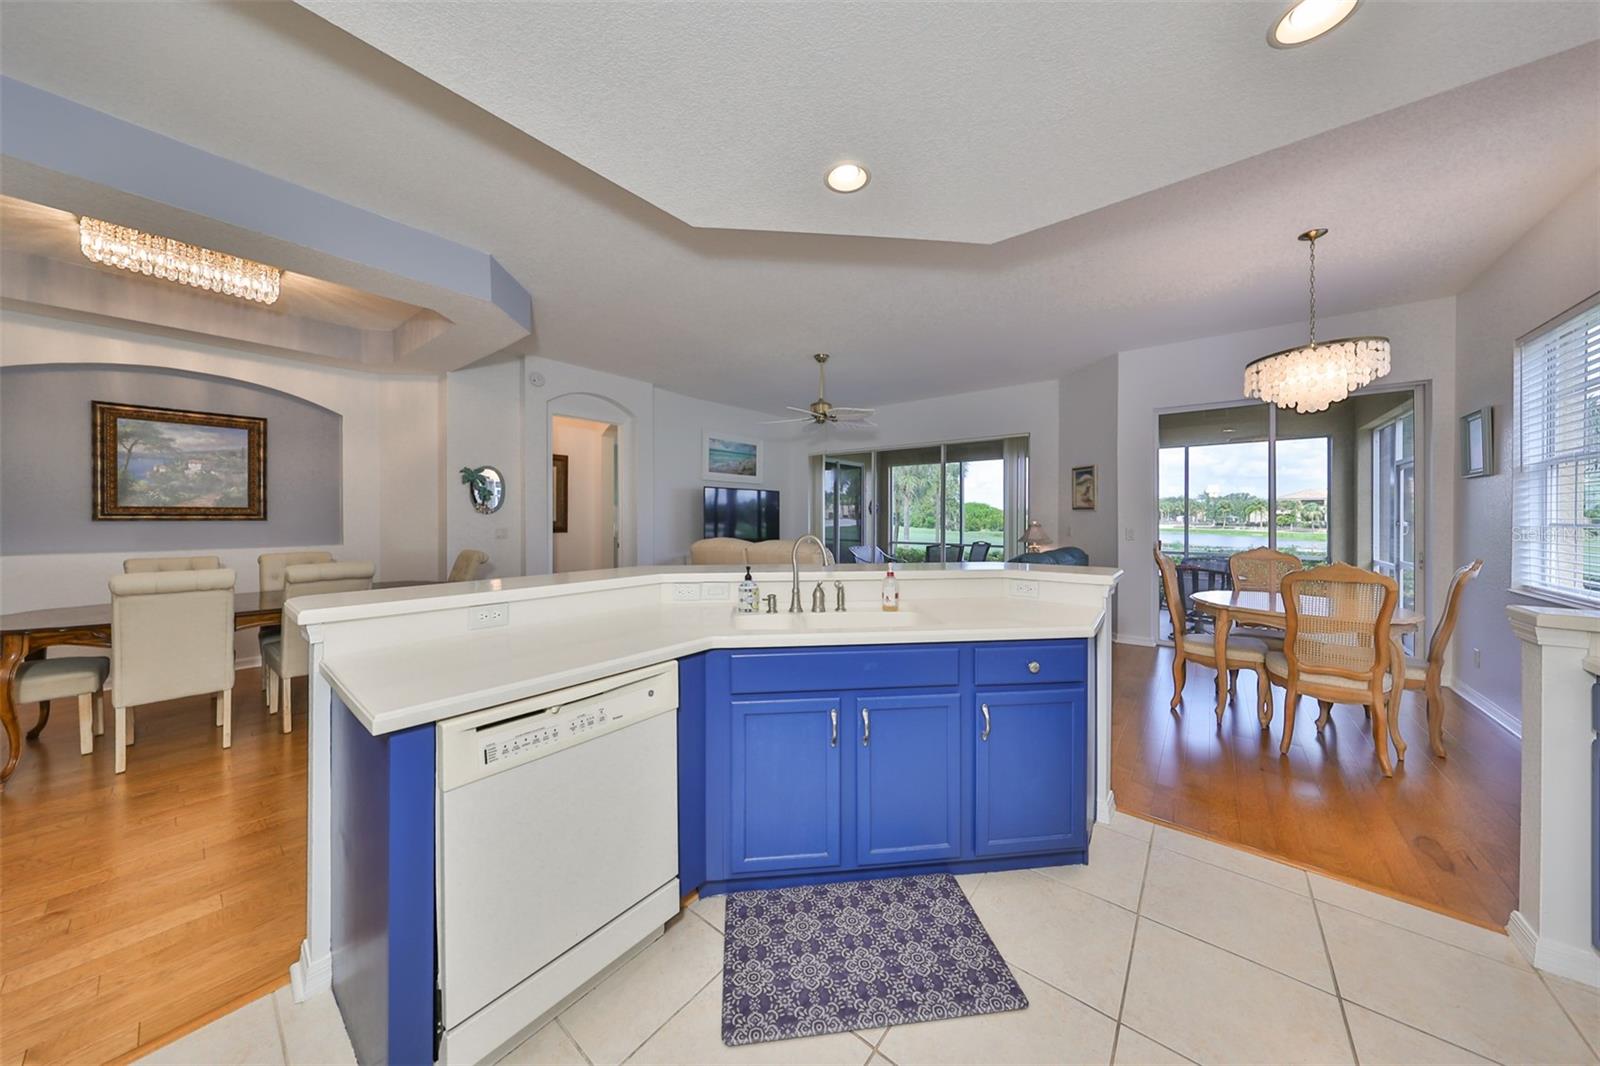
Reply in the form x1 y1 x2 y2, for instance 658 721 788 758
78 216 281 305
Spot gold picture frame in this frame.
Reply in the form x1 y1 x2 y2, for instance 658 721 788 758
93 402 266 520
1071 464 1097 510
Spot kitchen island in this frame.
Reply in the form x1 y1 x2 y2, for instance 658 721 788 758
290 562 1120 1064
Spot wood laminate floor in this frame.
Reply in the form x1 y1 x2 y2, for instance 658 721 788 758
0 647 1523 1065
1 668 306 1066
1111 643 1522 930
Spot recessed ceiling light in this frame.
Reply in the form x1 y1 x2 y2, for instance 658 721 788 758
825 162 870 194
1268 0 1360 48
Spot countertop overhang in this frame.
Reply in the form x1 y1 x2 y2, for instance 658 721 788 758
294 564 1121 735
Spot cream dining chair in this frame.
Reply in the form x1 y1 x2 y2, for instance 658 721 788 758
256 551 334 694
1402 558 1482 758
1227 547 1303 647
1154 545 1272 726
109 568 237 774
448 549 489 582
1266 564 1401 776
123 555 222 573
14 657 109 755
261 561 375 731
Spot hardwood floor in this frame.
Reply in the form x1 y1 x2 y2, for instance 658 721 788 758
1112 642 1521 930
1 669 306 1066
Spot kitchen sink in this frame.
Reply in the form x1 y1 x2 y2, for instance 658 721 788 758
731 609 926 630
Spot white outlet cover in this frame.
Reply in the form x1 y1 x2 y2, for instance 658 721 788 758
1009 580 1039 599
669 584 702 602
700 583 730 600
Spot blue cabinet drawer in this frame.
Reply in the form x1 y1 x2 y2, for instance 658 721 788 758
728 645 960 694
974 641 1086 686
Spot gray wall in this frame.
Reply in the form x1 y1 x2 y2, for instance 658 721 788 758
1059 353 1119 567
1 363 342 554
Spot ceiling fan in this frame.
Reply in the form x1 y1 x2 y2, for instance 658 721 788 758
763 353 876 427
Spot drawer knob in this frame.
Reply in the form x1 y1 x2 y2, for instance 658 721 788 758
1027 660 1041 674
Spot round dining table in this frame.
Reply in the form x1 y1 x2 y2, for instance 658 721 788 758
1190 588 1428 759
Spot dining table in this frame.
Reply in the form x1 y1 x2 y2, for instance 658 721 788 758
1190 588 1427 760
0 581 425 785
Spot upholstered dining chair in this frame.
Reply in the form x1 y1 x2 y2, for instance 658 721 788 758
256 551 334 694
123 555 222 573
261 561 375 731
448 549 490 582
109 568 237 773
1266 564 1400 776
1227 547 1303 646
1154 545 1272 726
14 656 109 755
1401 558 1483 758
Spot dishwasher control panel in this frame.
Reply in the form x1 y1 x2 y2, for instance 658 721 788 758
437 662 679 791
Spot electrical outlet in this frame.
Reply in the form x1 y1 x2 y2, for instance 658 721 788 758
469 603 509 629
700 583 730 601
494 528 509 540
1125 527 1135 541
670 584 702 602
1472 648 1481 668
1009 580 1039 599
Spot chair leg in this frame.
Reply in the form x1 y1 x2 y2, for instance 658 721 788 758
77 693 93 755
126 708 136 745
1426 677 1446 759
1254 666 1271 728
215 696 223 727
220 690 233 749
267 668 278 715
1279 685 1298 754
1389 681 1407 763
1228 668 1239 695
93 691 105 736
1170 653 1186 711
26 699 50 741
282 678 293 734
1368 685 1394 777
115 705 128 774
1315 700 1334 734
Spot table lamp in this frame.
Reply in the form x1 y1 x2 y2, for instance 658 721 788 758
1021 520 1049 553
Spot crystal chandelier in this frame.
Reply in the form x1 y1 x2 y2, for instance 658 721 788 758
1243 228 1389 414
78 216 281 305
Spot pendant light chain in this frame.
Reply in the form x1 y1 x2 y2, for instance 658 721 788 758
1307 233 1317 347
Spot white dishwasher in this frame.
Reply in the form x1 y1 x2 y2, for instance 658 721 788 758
435 663 680 1065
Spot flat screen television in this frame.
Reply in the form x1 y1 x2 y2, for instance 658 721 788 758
703 487 780 541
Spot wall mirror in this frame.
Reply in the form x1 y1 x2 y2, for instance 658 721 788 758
460 465 506 514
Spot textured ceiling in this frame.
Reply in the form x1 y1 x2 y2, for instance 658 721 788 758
302 1 1597 243
0 2 1596 410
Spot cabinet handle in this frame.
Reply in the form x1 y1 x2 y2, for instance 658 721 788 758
980 703 991 741
829 708 838 748
861 707 871 746
1027 660 1041 674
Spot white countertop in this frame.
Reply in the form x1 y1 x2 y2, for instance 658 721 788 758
302 564 1118 735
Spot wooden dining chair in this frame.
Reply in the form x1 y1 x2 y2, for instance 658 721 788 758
1266 564 1400 775
1404 559 1482 758
1227 547 1302 646
447 549 489 582
1154 545 1272 726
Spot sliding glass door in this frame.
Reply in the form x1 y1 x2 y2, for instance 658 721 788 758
821 458 864 561
877 438 1020 564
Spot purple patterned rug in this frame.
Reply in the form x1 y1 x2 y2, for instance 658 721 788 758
720 874 1028 1045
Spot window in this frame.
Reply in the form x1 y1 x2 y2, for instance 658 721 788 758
874 437 1026 564
1512 294 1600 606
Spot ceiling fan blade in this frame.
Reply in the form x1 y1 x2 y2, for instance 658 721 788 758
830 409 876 421
761 416 814 424
833 418 878 430
785 406 820 416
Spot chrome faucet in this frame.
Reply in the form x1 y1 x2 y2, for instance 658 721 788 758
790 534 834 612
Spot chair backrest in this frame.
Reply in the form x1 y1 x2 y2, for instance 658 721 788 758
258 551 334 593
1427 559 1483 669
967 541 993 562
1153 545 1193 652
1228 548 1302 594
123 555 223 573
848 546 875 564
278 561 376 679
924 544 963 562
1281 564 1397 682
110 568 236 707
448 549 489 582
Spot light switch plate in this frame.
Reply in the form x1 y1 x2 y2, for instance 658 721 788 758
699 583 730 600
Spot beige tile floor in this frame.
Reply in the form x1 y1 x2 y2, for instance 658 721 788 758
136 813 1599 1065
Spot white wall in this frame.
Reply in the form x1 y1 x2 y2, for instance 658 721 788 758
1058 354 1119 566
0 309 444 659
1114 298 1458 646
446 360 524 579
1453 173 1600 726
551 415 613 572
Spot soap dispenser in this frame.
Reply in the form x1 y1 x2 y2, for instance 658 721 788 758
738 565 759 613
881 565 899 612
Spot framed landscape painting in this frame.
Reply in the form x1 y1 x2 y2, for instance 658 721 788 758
93 402 266 520
1071 464 1097 510
702 432 762 483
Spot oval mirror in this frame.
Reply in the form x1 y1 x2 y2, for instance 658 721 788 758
460 465 505 515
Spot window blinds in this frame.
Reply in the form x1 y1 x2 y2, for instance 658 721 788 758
1512 293 1600 606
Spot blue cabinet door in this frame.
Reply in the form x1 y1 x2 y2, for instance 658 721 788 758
729 697 843 875
974 688 1086 857
854 693 962 866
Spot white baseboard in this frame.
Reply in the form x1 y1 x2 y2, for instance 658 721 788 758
1449 679 1522 740
1509 910 1600 987
1115 633 1157 648
290 940 333 1003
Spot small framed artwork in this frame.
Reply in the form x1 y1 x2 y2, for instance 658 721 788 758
93 401 266 520
552 454 570 533
1071 464 1097 510
1460 406 1493 478
702 432 762 483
